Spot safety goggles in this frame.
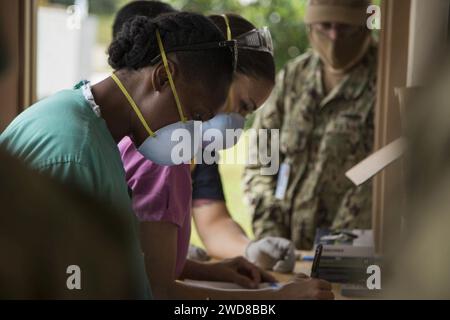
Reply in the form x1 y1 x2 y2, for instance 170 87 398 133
235 27 274 55
150 39 238 72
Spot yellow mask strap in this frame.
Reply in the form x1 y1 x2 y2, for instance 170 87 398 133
155 29 187 123
111 73 156 137
222 14 232 41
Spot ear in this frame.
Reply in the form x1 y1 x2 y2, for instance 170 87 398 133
151 59 178 92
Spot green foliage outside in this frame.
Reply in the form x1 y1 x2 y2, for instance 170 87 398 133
42 0 381 247
49 0 311 71
170 0 309 71
45 0 381 75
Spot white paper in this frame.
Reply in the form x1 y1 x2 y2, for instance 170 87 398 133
345 138 406 186
184 280 279 290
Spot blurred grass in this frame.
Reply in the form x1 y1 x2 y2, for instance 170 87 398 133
97 15 114 46
190 139 254 248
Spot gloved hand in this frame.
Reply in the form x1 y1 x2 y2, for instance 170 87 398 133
245 237 296 273
187 244 211 262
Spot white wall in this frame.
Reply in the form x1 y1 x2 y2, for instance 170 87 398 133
37 7 97 99
407 0 449 86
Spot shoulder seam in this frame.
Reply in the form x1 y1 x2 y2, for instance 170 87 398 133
36 158 90 171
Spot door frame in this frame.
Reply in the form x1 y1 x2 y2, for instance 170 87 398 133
0 0 37 131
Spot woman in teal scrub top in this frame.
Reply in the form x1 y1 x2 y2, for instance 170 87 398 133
0 12 234 299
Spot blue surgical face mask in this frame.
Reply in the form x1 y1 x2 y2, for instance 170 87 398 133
111 30 202 166
111 73 202 166
202 112 246 150
138 120 202 166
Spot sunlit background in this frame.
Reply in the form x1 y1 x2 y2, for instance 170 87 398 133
36 0 309 98
34 0 313 246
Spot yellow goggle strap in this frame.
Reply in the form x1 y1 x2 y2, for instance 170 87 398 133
222 14 232 41
155 29 187 123
222 15 234 113
224 85 235 113
111 73 156 137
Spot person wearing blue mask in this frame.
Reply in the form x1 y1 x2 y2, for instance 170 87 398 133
114 3 332 300
116 3 298 275
190 14 298 274
113 1 295 272
0 12 236 299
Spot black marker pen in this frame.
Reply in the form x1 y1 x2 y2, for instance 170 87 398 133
311 244 323 278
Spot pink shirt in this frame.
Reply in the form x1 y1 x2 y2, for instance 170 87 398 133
118 137 192 278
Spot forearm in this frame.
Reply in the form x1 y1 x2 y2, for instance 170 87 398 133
157 261 331 300
142 241 276 300
201 216 250 259
193 201 250 259
179 259 214 281
140 221 284 300
164 260 280 300
180 259 253 282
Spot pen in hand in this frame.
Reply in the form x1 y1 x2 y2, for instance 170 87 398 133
310 244 323 278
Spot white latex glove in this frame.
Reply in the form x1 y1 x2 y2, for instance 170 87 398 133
245 237 296 273
187 244 211 262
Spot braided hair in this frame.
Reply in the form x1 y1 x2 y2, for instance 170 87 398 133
108 12 233 91
112 0 176 39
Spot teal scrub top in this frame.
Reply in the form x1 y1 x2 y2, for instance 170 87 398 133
0 83 151 299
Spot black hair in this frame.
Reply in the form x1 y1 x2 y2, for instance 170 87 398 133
108 12 233 99
112 1 176 38
112 3 275 85
209 14 276 84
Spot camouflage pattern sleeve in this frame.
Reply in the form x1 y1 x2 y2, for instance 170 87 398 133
331 105 374 231
243 68 290 240
331 182 373 230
